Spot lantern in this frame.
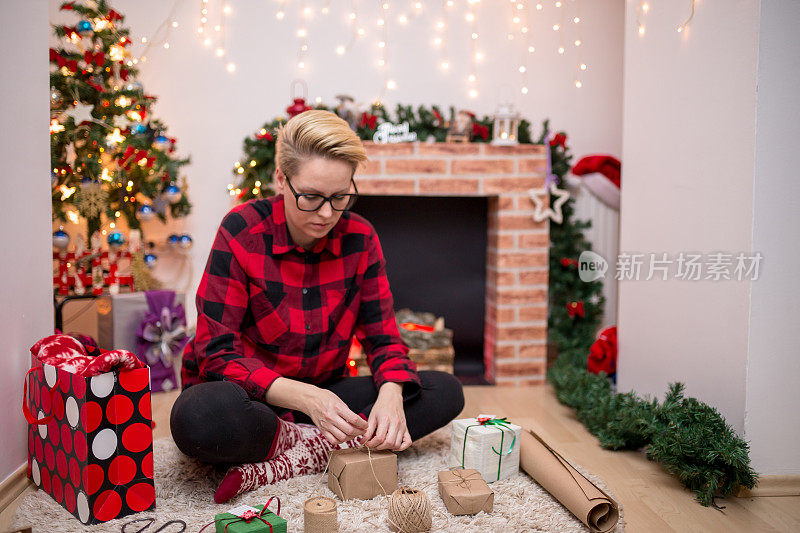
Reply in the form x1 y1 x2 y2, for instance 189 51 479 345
491 103 521 146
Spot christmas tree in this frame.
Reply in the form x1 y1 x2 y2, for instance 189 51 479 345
50 0 191 242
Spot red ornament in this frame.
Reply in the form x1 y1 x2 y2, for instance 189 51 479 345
255 130 274 141
566 301 585 318
432 109 443 125
550 132 567 148
119 68 130 81
359 112 377 130
106 9 123 21
472 122 489 140
60 2 75 10
587 326 617 376
62 26 79 39
286 98 312 118
560 257 579 268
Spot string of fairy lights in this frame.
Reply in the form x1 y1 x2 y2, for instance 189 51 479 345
127 0 699 100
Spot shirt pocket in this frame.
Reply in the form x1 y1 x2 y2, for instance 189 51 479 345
249 286 289 345
324 288 359 344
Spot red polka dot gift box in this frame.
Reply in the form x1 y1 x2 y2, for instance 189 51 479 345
25 359 155 524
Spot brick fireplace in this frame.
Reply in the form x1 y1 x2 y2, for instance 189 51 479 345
358 141 549 386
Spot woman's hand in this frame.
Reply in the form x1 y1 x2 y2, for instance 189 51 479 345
302 386 369 446
266 377 367 446
360 382 411 451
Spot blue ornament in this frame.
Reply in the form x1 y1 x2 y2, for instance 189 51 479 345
153 135 171 151
53 230 70 251
131 123 147 134
164 184 182 204
136 204 156 222
76 20 93 34
179 234 193 249
167 234 180 246
107 231 126 249
144 253 158 268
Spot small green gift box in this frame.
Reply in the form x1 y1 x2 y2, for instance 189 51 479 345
214 503 287 533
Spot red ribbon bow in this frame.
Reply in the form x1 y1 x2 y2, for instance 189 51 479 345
360 112 377 130
566 301 585 318
120 68 130 81
84 50 105 67
472 122 489 140
560 257 579 268
199 497 281 533
62 25 79 39
549 132 567 148
119 145 155 170
107 9 123 21
60 2 75 10
50 49 78 73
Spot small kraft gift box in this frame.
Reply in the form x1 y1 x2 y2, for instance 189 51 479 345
328 448 398 500
447 415 522 483
25 352 155 524
438 468 494 515
211 499 286 533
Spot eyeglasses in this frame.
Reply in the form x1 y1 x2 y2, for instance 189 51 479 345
283 174 359 212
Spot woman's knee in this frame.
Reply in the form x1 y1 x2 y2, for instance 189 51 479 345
421 370 465 421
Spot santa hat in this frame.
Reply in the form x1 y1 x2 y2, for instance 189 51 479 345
571 155 621 209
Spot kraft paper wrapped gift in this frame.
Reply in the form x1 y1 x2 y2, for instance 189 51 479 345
328 448 398 500
438 469 494 515
447 415 522 483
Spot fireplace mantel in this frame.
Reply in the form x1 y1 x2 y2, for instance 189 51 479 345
358 141 549 385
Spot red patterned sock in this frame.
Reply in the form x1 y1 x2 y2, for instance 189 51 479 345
214 424 358 503
265 417 303 459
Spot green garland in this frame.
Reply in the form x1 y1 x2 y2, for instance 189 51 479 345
229 103 528 201
234 105 758 505
544 125 757 506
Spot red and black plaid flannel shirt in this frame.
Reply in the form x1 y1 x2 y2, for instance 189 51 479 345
181 194 420 400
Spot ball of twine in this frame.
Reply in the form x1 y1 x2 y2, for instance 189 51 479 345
387 486 432 533
304 496 338 533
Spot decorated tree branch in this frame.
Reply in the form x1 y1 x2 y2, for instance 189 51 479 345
50 0 191 240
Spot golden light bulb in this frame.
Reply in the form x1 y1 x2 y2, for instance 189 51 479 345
249 160 257 167
469 89 478 98
357 27 365 35
436 20 445 29
521 86 529 94
642 3 650 13
433 37 442 45
475 51 484 60
555 1 562 6
163 42 170 49
203 37 212 46
378 41 385 48
216 47 225 57
172 21 179 28
441 60 449 69
349 12 356 19
297 28 307 37
553 24 560 31
466 13 475 22
336 45 346 55
558 46 565 54
378 58 385 66
386 79 397 89
201 16 207 23
223 5 232 14
226 62 236 72
536 3 543 9
471 32 478 39
573 16 580 23
415 1 422 8
519 65 526 73
141 37 148 43
377 18 385 26
468 74 476 82
575 39 582 46
639 24 646 35
298 60 305 68
580 63 587 70
382 2 389 9
399 14 408 24
214 25 221 32
513 16 520 23
528 45 535 52
575 80 582 88
276 11 285 19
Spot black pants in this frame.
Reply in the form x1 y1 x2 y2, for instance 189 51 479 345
170 371 465 464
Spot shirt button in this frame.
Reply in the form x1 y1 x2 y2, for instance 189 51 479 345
306 324 311 330
302 288 308 295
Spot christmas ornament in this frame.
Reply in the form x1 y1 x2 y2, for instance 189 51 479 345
179 234 193 249
75 180 108 219
136 204 156 221
76 20 93 34
131 123 147 134
587 326 617 377
153 135 171 151
53 229 71 251
286 80 312 117
163 184 182 204
566 301 585 318
144 253 158 268
571 155 622 209
491 103 521 145
529 183 570 224
167 234 180 246
107 231 126 249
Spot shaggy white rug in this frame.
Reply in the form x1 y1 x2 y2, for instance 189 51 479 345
11 427 624 532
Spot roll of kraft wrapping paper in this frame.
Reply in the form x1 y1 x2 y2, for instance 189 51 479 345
520 428 619 533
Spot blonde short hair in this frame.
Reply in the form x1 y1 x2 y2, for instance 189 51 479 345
276 109 368 178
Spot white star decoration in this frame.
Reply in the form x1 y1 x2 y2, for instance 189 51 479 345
529 183 571 224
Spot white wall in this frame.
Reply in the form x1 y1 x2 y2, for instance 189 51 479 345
49 0 625 326
619 0 800 475
618 0 759 435
745 0 800 476
0 3 54 485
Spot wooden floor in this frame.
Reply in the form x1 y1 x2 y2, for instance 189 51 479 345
2 385 799 532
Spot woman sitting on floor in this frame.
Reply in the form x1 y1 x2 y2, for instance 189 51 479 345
170 109 464 503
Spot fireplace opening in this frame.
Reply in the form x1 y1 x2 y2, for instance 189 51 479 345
353 195 488 379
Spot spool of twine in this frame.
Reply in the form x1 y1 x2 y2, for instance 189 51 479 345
304 496 338 533
387 487 432 533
